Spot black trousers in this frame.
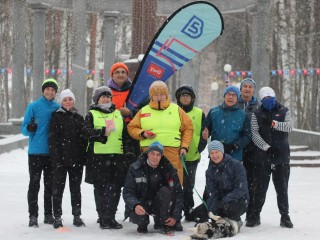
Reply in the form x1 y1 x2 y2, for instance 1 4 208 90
130 186 171 227
52 165 83 218
28 155 53 218
243 160 255 218
183 160 199 213
247 163 290 218
193 200 247 222
94 183 122 220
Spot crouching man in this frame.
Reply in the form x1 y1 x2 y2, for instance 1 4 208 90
191 141 249 239
123 141 183 234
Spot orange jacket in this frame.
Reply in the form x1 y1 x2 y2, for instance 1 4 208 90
111 89 129 109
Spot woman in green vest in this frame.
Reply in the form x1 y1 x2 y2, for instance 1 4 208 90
82 86 131 230
175 84 207 221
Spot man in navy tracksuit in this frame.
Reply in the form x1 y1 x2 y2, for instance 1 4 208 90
21 79 60 227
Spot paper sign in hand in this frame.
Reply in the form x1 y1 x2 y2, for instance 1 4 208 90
105 119 116 131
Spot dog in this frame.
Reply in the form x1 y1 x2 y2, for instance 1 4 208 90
190 216 239 239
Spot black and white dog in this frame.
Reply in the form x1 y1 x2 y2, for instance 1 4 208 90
190 215 239 239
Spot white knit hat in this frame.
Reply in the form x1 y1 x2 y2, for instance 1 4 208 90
59 89 75 104
259 87 275 100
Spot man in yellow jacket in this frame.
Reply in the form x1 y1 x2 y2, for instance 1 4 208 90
127 80 193 186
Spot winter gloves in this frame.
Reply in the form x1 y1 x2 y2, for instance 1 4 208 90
222 143 239 154
27 118 37 132
266 146 279 157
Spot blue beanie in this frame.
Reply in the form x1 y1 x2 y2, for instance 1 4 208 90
224 85 240 98
148 141 164 156
240 78 256 90
208 140 224 154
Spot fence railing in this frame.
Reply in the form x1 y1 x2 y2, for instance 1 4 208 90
290 128 320 151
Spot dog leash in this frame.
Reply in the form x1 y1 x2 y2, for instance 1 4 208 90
181 155 209 210
145 211 156 217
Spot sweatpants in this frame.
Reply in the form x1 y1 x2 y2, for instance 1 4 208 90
27 155 53 218
247 163 290 218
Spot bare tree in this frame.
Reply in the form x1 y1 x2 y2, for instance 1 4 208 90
307 0 318 131
0 0 11 122
277 0 291 107
87 13 97 110
131 0 157 57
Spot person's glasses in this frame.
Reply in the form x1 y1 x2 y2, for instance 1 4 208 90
225 92 237 98
113 70 127 75
181 94 191 99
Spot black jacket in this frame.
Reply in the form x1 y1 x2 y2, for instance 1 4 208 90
254 102 290 165
123 152 184 221
237 97 260 162
49 107 86 167
206 154 249 214
82 104 133 185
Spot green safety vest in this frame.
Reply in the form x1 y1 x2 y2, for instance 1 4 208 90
185 107 202 161
140 104 181 147
90 109 123 154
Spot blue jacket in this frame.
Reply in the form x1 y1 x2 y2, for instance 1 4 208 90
205 103 251 160
21 96 60 154
206 154 249 215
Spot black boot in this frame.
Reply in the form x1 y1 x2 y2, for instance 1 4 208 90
53 218 63 229
99 218 111 229
280 214 293 228
73 216 85 227
29 216 38 227
137 224 148 233
44 215 54 224
173 221 183 231
245 215 261 227
161 226 174 235
107 219 123 229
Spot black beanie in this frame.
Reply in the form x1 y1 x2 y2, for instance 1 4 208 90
175 84 196 100
42 78 58 92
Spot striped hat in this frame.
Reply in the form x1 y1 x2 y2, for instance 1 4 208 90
207 140 224 154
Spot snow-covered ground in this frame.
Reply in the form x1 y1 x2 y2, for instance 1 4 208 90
0 147 319 240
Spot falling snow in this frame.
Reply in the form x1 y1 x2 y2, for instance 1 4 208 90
0 147 319 239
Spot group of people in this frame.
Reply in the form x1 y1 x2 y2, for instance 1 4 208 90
21 61 294 236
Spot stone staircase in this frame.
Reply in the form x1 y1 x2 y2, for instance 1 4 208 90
0 134 28 154
290 145 320 167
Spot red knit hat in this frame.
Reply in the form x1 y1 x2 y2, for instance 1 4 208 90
110 62 129 77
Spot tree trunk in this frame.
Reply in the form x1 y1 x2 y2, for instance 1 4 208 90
87 13 97 110
307 0 318 131
277 0 290 106
0 0 11 121
288 0 296 125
